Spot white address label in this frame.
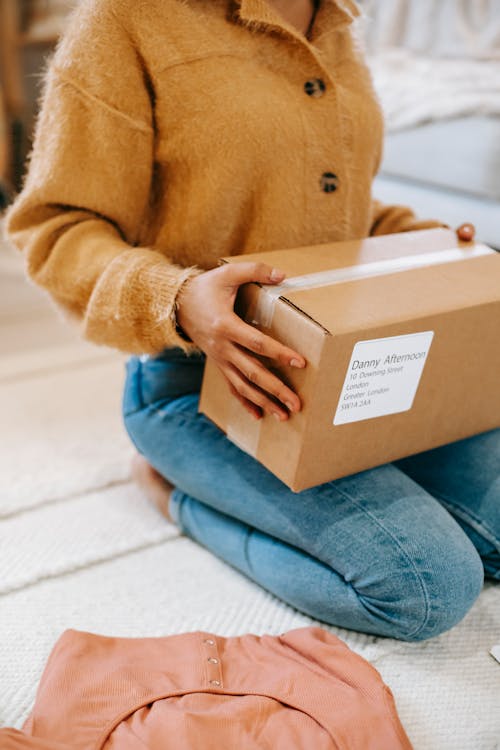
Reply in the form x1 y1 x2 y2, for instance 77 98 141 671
333 331 434 425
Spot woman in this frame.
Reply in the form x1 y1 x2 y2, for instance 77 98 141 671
5 0 499 641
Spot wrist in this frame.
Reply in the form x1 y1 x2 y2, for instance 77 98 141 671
175 318 192 342
173 274 197 343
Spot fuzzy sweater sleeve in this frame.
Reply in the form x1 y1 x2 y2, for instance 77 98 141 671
2 0 203 355
369 198 449 236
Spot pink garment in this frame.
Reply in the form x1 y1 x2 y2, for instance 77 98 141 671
0 626 413 749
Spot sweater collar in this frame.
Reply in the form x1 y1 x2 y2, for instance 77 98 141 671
228 0 361 45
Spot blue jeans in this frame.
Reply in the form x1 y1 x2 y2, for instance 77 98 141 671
122 347 500 642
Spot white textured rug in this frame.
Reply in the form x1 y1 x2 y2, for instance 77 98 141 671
0 244 499 748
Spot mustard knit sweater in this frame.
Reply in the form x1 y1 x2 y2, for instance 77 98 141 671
3 0 444 356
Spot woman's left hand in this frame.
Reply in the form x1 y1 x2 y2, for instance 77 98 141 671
455 223 476 242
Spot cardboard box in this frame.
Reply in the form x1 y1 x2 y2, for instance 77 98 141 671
199 229 500 492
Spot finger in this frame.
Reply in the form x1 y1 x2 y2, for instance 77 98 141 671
221 362 291 421
228 343 301 414
226 379 263 421
226 314 306 369
456 223 476 242
220 261 286 288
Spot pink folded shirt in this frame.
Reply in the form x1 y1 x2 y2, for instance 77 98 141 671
0 625 413 749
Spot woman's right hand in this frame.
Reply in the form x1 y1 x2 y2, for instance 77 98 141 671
175 262 307 421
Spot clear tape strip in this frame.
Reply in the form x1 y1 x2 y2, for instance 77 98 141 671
254 244 495 328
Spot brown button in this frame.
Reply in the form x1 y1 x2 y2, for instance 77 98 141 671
320 172 338 193
304 78 326 98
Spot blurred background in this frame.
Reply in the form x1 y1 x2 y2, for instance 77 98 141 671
0 0 77 204
361 0 500 251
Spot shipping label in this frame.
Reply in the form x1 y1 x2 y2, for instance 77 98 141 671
333 331 434 425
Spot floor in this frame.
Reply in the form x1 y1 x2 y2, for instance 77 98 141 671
0 223 499 748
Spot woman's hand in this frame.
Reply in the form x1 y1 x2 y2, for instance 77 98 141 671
176 262 306 421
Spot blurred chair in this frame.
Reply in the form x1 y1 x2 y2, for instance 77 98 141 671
0 0 75 199
1 84 11 209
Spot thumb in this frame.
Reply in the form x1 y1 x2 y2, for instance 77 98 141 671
222 261 286 288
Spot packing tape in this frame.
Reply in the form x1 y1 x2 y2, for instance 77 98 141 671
252 243 495 329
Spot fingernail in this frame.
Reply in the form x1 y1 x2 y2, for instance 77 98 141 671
290 358 305 368
269 268 285 282
285 400 297 413
272 411 288 422
272 410 286 421
457 223 475 242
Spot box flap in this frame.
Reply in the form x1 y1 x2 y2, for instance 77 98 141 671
223 229 499 334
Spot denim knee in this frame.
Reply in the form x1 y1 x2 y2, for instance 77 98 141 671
393 538 484 642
